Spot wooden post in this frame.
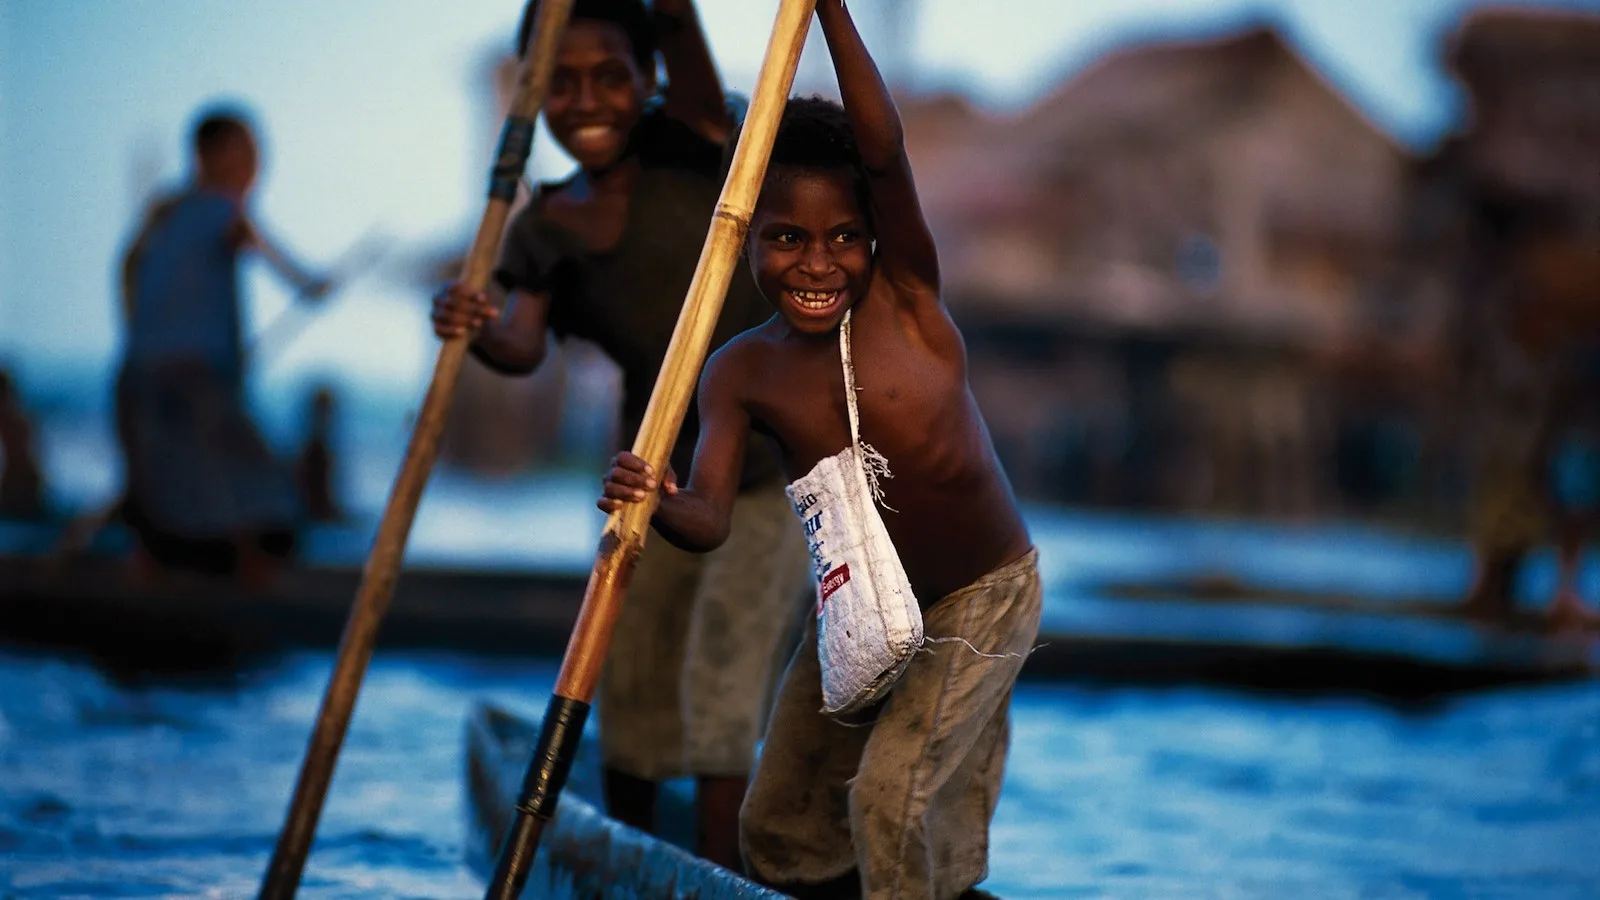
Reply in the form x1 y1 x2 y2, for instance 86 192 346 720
256 2 575 897
480 1 815 896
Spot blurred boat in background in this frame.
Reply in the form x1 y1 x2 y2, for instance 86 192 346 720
3 479 1593 696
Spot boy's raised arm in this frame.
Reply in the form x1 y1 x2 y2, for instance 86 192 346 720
815 0 939 294
654 0 732 144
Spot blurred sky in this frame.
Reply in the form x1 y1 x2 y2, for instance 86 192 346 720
3 0 1599 413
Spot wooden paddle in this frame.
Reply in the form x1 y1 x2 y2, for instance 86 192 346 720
247 227 391 369
256 2 575 896
480 1 815 896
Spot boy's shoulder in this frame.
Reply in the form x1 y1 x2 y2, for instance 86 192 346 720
714 317 772 351
525 170 584 207
124 189 189 249
706 316 781 375
142 189 191 224
132 189 234 256
510 176 588 255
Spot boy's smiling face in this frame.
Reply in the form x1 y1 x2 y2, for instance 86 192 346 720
545 20 653 172
748 166 873 335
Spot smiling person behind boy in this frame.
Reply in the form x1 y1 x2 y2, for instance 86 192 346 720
599 2 1040 896
431 0 811 870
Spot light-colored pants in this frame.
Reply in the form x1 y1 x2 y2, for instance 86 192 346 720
599 481 813 779
741 549 1042 900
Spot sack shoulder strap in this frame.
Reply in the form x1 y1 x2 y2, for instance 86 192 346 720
838 310 895 509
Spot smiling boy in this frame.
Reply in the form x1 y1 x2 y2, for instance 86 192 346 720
598 2 1040 896
430 0 810 870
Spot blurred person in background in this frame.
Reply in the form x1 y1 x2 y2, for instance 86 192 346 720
114 104 332 587
294 384 345 524
1546 375 1600 632
430 0 810 871
1532 236 1600 632
0 368 47 521
1463 203 1600 634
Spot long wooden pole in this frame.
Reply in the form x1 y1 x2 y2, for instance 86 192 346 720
256 2 575 896
481 1 815 896
247 227 390 368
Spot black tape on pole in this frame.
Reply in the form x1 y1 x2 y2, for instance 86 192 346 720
489 116 538 202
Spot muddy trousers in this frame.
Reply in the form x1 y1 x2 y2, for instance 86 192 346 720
741 549 1042 900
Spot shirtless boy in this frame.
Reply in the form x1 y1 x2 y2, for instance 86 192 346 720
600 2 1039 895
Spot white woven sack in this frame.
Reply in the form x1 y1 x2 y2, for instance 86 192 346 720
784 311 923 716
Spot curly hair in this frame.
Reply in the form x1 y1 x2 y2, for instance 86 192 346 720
769 96 861 171
516 0 656 75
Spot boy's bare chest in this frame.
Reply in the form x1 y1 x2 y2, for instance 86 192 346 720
753 328 958 473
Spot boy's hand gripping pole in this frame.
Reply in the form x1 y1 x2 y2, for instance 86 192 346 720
256 2 575 897
481 1 816 897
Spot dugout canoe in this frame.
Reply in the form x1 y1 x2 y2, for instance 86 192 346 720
464 701 789 899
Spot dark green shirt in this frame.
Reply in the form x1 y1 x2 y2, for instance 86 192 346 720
495 108 781 490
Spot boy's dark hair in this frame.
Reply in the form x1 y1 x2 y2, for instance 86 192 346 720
517 0 656 75
769 96 860 172
191 105 254 157
742 96 871 224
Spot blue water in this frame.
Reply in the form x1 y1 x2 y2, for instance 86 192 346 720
2 650 1598 899
8 410 1600 897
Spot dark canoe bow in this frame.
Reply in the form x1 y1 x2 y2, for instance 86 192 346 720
464 701 791 899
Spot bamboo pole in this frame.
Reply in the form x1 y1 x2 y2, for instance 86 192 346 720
481 1 815 896
247 227 389 368
252 226 323 299
256 2 575 896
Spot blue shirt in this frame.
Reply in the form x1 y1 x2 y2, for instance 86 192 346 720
126 189 244 378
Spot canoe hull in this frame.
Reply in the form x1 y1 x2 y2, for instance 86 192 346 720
464 701 790 899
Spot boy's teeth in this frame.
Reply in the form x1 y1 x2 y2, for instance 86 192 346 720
793 290 836 309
